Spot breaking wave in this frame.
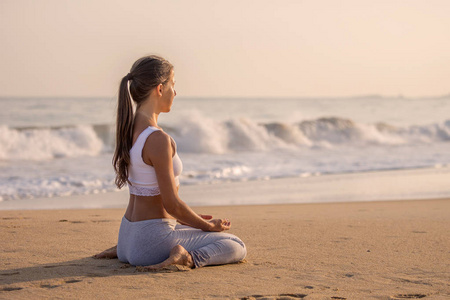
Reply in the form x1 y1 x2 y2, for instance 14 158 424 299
0 125 111 161
1 116 449 161
170 115 450 153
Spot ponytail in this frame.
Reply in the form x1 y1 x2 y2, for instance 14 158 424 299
113 76 134 188
112 55 173 189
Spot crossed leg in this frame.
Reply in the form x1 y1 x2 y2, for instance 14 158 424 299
137 245 194 271
94 225 246 269
94 244 195 270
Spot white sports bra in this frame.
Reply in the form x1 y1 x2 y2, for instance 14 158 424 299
128 126 183 196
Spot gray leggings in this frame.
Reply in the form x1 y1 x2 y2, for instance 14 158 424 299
117 217 247 268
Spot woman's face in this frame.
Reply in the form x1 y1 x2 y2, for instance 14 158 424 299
160 70 176 112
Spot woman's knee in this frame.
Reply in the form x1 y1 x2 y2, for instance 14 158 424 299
227 235 247 261
229 234 246 249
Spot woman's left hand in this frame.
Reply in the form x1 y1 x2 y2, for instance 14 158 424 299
206 218 231 232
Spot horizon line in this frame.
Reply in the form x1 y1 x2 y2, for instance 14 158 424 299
0 93 449 100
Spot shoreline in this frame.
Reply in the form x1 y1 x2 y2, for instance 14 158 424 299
1 166 450 211
1 199 449 299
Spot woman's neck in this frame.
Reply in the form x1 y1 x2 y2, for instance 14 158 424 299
135 110 159 127
135 95 163 128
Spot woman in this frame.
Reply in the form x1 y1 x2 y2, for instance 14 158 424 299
94 55 246 270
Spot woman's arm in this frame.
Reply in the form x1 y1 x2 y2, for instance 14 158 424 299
144 132 229 232
178 214 212 226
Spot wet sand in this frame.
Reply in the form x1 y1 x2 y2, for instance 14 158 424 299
1 198 449 299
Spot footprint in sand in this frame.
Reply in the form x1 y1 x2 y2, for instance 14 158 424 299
240 294 307 300
35 279 83 290
2 287 24 291
91 220 114 223
58 220 86 224
40 283 61 289
65 279 82 284
42 263 82 269
391 294 426 299
1 272 20 276
135 265 191 273
120 264 132 269
86 273 109 277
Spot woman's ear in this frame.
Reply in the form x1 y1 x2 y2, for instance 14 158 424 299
157 83 163 96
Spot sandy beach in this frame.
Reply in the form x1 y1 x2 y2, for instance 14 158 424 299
1 195 449 299
2 1 450 299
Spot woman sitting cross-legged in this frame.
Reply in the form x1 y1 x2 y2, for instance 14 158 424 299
94 55 246 270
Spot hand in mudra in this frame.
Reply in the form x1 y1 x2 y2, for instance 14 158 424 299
207 218 231 232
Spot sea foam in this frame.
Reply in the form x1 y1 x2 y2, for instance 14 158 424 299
1 116 449 161
170 115 450 153
0 125 104 161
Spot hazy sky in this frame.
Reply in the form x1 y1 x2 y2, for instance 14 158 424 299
1 0 449 98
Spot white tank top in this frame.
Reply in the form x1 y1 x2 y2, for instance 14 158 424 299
128 126 183 196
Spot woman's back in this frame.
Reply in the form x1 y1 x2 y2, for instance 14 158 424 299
128 125 182 196
124 120 180 222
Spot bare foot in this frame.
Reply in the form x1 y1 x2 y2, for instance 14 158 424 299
137 245 194 271
93 245 118 259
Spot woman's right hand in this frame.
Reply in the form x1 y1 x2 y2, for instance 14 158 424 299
205 218 231 232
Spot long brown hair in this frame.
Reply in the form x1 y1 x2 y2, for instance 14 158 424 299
113 55 173 188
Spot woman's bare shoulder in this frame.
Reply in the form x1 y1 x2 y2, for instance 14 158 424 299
143 130 171 157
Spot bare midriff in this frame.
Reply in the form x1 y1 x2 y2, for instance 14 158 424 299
124 186 179 222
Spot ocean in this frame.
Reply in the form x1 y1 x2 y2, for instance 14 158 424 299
1 95 450 206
